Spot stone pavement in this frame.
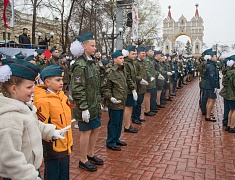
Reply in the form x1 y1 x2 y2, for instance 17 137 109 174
62 78 235 180
1 78 235 180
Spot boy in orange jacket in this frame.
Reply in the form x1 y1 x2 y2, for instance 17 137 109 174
34 65 73 180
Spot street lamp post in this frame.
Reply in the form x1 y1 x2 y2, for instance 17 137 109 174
102 27 123 52
37 31 54 49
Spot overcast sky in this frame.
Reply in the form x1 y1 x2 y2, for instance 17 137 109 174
159 0 235 56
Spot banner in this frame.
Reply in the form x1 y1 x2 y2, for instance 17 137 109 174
3 0 10 28
132 0 139 41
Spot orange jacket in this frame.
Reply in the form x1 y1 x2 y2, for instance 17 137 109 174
34 85 73 158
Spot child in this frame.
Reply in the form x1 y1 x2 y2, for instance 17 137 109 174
102 50 128 151
34 65 73 180
0 59 69 180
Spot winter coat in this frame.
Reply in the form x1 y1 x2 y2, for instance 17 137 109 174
0 95 55 180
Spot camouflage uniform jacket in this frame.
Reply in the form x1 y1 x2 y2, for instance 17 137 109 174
144 56 156 90
134 58 149 94
154 60 165 87
102 64 127 110
124 57 137 94
219 67 235 100
71 54 101 121
46 56 60 66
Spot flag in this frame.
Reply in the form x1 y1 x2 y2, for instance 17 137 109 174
9 0 14 27
3 0 10 28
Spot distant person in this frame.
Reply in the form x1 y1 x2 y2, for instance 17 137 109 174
19 28 31 48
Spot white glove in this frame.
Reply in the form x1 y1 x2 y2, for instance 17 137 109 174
219 74 222 79
140 79 149 85
214 88 217 94
178 71 182 73
172 71 175 73
132 90 138 101
192 69 194 71
82 110 90 123
150 77 155 81
36 177 42 180
158 74 165 80
53 125 71 140
183 65 186 68
110 97 121 104
98 61 103 67
167 72 172 76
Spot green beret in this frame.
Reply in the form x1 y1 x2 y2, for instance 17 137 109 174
15 52 25 59
78 32 95 42
2 58 39 81
35 49 45 53
40 65 64 81
24 55 35 62
137 46 145 53
50 46 57 53
126 45 136 52
111 50 123 59
145 46 152 52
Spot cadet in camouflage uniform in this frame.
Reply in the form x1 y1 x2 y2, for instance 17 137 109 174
177 55 184 88
35 49 46 72
71 32 103 172
102 50 128 151
123 45 138 133
46 46 60 66
154 51 166 108
219 56 235 132
131 46 149 125
143 46 157 115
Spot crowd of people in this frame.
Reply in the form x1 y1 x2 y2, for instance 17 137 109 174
0 30 234 179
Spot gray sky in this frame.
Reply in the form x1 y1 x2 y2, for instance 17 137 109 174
159 0 235 56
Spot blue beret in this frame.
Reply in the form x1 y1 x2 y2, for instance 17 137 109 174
78 32 95 42
153 51 162 57
24 55 35 62
15 52 25 59
202 48 216 56
50 46 57 53
40 65 64 81
170 55 175 59
59 54 66 59
35 49 45 53
137 46 145 53
102 59 109 65
2 58 39 81
101 52 106 56
228 55 235 61
126 45 136 52
111 50 123 59
145 46 152 52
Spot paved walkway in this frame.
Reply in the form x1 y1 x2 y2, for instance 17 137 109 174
63 78 235 180
2 78 233 180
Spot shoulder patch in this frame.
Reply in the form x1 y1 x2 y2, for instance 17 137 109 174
74 74 82 84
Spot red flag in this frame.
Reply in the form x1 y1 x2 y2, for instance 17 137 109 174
3 0 10 28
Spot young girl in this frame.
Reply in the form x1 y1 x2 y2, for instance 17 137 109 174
0 58 70 180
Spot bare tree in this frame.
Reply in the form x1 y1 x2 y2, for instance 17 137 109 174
213 44 230 59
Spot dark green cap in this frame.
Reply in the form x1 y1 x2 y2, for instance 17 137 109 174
2 58 39 81
111 50 123 59
50 46 57 53
40 65 64 81
145 46 152 52
24 55 35 62
35 49 45 53
77 32 94 42
15 52 25 59
126 45 136 52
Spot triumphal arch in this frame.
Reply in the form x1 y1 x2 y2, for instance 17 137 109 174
162 4 204 57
